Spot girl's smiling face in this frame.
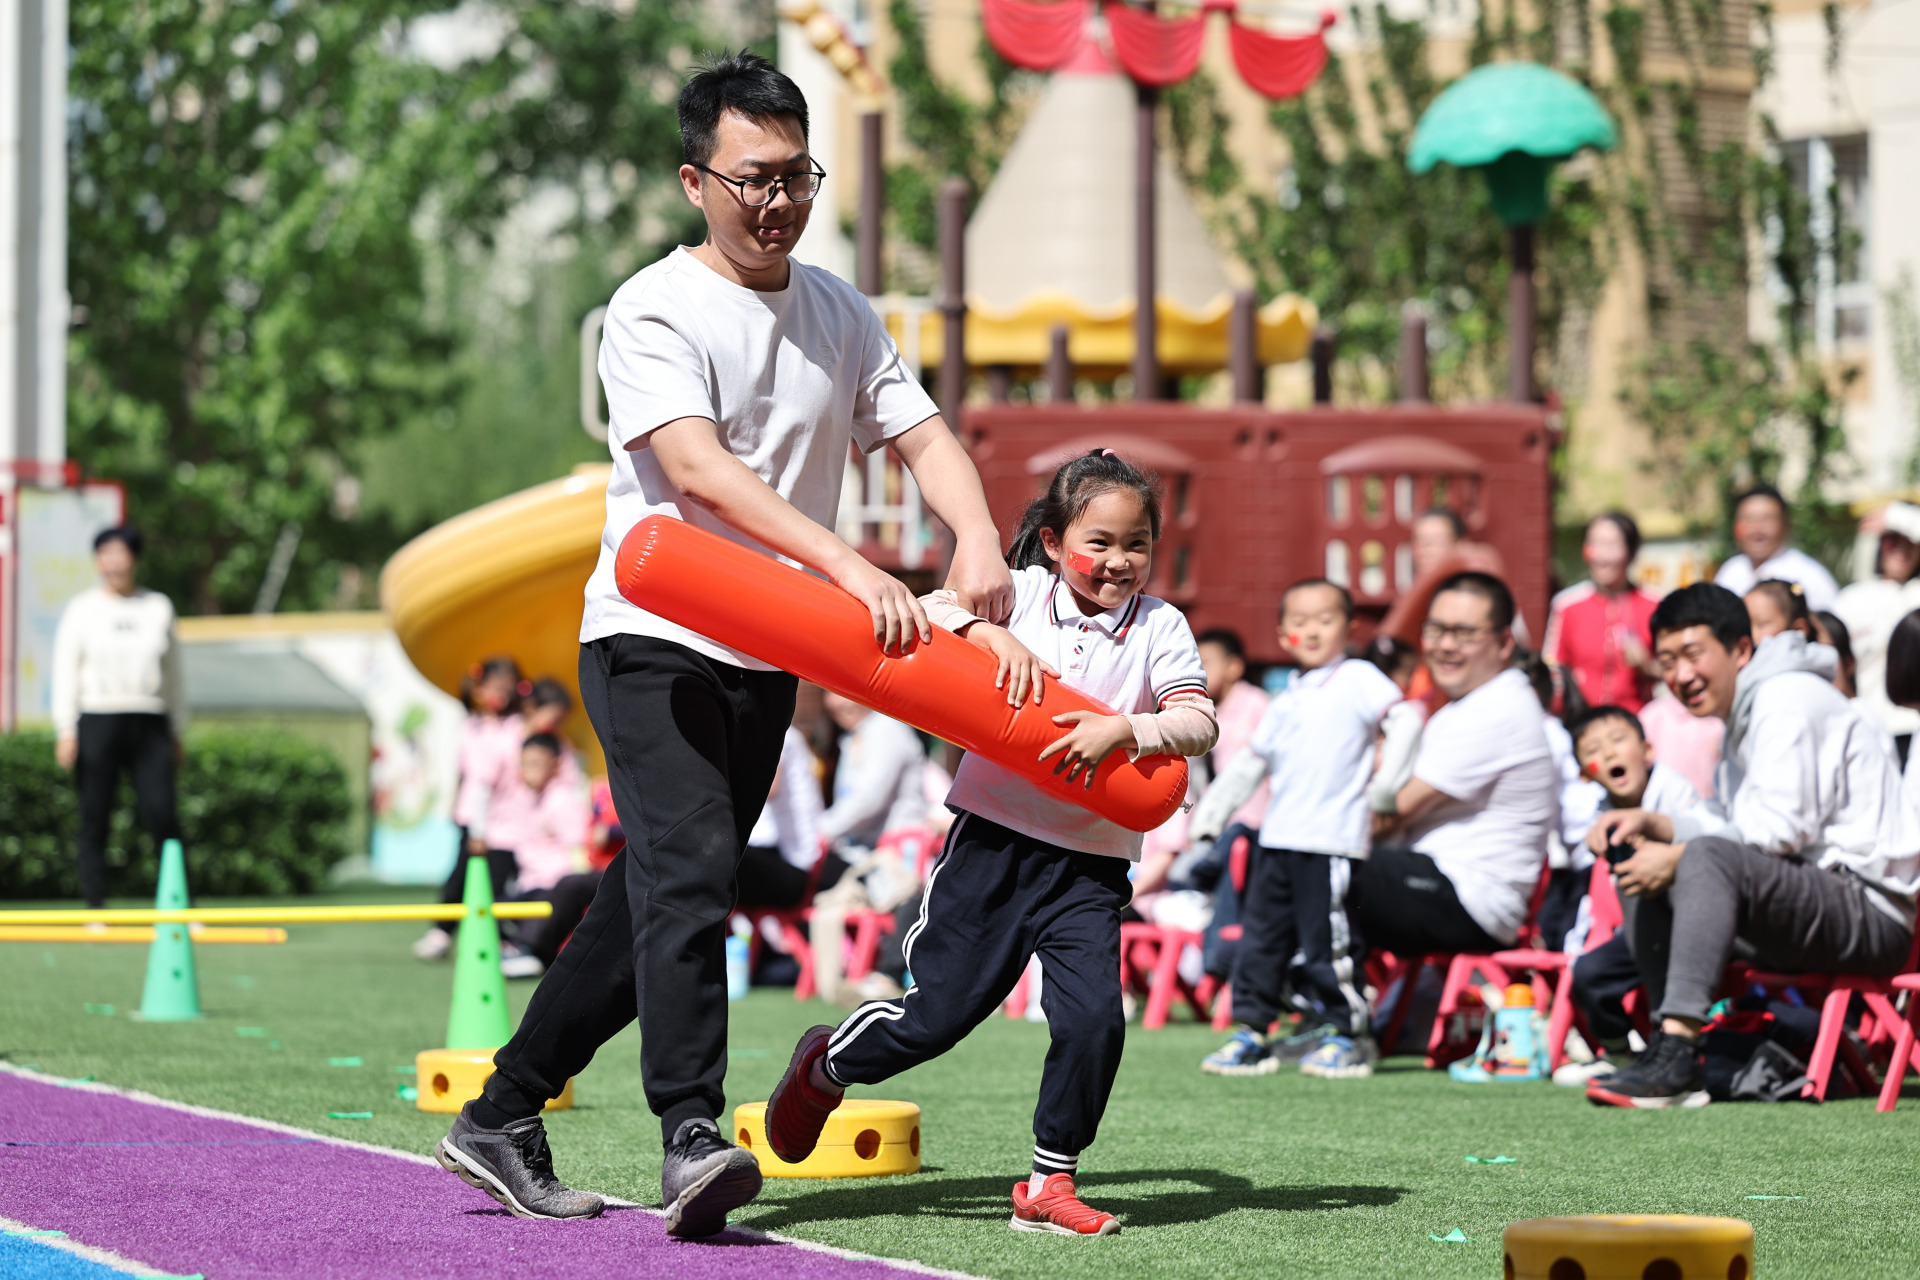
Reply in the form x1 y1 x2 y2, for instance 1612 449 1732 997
1040 488 1154 616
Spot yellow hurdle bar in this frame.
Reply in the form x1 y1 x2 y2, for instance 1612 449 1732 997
0 903 552 927
0 925 289 944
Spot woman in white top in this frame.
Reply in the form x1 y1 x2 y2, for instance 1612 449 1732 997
51 526 186 908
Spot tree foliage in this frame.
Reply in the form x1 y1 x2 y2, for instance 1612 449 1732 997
67 0 719 614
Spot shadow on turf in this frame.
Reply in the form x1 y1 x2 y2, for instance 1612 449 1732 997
742 1170 1407 1232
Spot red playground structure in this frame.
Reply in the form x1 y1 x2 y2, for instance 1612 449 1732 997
963 402 1556 666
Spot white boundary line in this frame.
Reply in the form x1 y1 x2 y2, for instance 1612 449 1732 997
0 1064 988 1280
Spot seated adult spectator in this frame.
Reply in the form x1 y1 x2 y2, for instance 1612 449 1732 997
1835 501 1920 761
818 692 927 852
1584 584 1917 1108
1712 483 1838 611
1361 572 1558 957
1543 511 1661 714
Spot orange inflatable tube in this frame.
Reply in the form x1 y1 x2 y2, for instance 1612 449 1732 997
615 516 1188 832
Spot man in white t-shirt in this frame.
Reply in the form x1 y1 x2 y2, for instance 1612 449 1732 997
436 53 1012 1238
1711 483 1838 612
1367 572 1557 956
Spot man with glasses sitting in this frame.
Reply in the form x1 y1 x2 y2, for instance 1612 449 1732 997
1364 572 1559 971
430 50 1014 1237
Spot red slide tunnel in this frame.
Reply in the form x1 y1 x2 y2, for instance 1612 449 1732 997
615 516 1188 833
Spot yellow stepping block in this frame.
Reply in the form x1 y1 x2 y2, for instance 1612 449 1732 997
1505 1215 1755 1280
414 1049 574 1114
732 1100 920 1178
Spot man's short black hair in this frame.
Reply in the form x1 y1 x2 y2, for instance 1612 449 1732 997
1649 581 1751 651
1568 704 1645 753
93 525 144 557
523 732 562 756
677 50 809 169
1432 570 1514 633
1195 628 1246 660
1732 482 1789 525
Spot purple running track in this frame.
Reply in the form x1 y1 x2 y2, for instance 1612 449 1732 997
0 1071 967 1280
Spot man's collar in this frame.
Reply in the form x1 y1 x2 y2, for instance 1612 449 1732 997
1048 578 1140 637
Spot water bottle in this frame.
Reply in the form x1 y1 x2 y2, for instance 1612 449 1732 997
725 924 751 1002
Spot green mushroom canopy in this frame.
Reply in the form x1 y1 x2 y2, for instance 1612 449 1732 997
1409 61 1617 227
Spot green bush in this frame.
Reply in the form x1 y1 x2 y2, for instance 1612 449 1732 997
0 727 351 899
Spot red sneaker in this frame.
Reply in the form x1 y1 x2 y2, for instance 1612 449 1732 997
765 1024 842 1163
1009 1173 1121 1236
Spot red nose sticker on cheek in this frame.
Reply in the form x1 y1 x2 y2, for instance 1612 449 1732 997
1286 633 1302 648
1064 550 1098 575
1584 760 1602 779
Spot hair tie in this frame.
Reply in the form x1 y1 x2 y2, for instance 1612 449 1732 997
467 663 482 679
1101 448 1117 458
517 679 534 697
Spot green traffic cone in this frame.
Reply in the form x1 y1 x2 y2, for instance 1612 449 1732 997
138 839 201 1021
445 854 512 1049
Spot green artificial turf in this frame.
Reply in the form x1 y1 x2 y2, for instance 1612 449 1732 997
3 891 1919 1279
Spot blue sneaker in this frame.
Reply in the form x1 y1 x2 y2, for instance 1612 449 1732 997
1201 1027 1279 1076
1298 1034 1376 1079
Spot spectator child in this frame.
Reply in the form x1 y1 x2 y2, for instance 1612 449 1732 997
1555 705 1704 1086
492 734 593 979
506 775 625 978
1526 653 1605 953
1191 579 1403 1079
523 679 583 790
765 449 1217 1236
415 656 526 960
1746 580 1840 684
1365 635 1427 819
1835 502 1920 758
740 726 831 909
1811 611 1857 700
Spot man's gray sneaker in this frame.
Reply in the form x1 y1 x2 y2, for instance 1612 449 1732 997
434 1107 605 1219
662 1117 763 1238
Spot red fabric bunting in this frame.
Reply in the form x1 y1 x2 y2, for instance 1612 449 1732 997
1228 10 1334 100
1102 1 1207 88
979 0 1091 71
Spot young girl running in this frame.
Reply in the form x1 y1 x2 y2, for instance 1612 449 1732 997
765 450 1217 1237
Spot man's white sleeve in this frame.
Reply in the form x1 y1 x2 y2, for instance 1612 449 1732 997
51 595 84 737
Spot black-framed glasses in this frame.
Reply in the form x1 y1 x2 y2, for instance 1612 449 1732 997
694 163 826 208
1421 620 1497 648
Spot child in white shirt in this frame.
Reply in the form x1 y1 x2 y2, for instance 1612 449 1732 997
1190 580 1403 1079
765 450 1217 1237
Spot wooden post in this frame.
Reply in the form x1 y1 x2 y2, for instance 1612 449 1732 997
857 110 883 297
1311 328 1336 404
1133 84 1159 401
1508 224 1535 403
987 365 1013 404
1399 301 1429 403
938 178 968 421
1229 288 1260 403
1047 323 1073 404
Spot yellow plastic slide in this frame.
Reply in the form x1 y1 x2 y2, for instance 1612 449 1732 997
380 464 611 770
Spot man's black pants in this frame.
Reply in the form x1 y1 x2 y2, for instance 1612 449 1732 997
823 813 1132 1167
486 636 795 1143
1347 846 1504 959
1231 847 1369 1035
75 712 181 909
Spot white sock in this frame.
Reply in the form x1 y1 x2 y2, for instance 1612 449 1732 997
808 1058 843 1094
1028 1172 1049 1196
